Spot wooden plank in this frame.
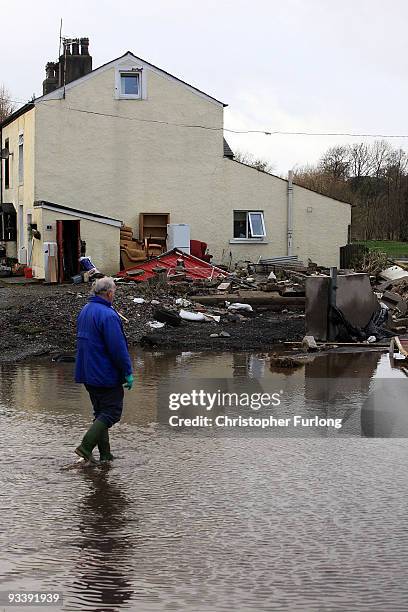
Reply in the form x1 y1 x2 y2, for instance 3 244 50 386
190 292 305 306
394 336 408 357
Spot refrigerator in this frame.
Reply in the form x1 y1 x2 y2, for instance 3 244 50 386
44 241 58 283
167 224 190 254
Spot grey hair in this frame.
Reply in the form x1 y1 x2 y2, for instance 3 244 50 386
91 276 116 296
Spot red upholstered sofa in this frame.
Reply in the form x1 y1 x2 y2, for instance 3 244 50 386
190 240 212 262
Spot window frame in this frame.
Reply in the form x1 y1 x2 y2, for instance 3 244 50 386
118 69 142 100
18 133 24 186
248 211 266 238
233 210 267 240
4 138 10 189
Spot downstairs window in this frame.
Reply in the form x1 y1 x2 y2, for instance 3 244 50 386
233 211 266 239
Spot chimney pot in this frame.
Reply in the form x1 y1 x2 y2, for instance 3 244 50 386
80 37 90 55
58 36 92 86
71 38 80 55
63 38 71 54
43 61 59 94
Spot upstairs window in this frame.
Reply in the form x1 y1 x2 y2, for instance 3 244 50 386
4 138 10 189
233 211 266 239
18 134 24 185
119 71 141 98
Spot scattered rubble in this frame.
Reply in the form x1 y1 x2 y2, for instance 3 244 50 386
0 278 305 362
301 335 319 352
3 246 408 364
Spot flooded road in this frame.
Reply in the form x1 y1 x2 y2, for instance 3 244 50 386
2 350 408 611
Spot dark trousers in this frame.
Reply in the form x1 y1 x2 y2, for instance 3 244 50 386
85 384 124 428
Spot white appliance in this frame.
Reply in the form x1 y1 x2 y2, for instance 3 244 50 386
43 241 57 283
166 223 190 254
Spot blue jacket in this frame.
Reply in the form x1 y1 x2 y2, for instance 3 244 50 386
75 296 133 387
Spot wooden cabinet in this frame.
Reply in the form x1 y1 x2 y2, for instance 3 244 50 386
139 213 170 249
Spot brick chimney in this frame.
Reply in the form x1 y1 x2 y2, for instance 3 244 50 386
42 37 92 95
42 62 60 95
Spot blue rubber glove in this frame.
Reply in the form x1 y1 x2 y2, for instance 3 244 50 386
123 374 134 390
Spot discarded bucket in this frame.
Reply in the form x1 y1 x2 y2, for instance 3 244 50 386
24 267 33 279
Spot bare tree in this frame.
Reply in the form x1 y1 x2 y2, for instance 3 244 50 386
294 163 351 203
0 85 16 123
294 140 408 242
319 145 350 180
234 150 275 174
349 142 372 178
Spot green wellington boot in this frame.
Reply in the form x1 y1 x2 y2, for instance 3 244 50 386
75 419 108 462
97 427 115 462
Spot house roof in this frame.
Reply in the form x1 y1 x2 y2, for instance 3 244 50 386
34 200 123 227
127 52 227 107
226 158 351 206
37 51 227 108
1 51 227 130
0 102 35 128
223 138 234 158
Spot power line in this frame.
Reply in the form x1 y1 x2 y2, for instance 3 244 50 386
39 103 408 138
6 98 408 139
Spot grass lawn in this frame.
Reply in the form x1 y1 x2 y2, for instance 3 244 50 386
356 240 408 257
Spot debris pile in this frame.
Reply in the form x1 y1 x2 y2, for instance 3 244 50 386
374 265 408 334
6 245 408 364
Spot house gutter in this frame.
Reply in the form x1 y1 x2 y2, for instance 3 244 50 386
287 170 293 256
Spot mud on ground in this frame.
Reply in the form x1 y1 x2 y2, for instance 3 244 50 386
0 281 305 362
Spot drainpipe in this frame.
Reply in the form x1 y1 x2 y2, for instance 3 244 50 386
287 169 293 256
328 266 338 341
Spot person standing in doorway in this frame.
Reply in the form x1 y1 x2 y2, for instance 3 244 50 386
74 276 134 462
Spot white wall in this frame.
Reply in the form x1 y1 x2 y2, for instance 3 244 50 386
292 183 351 267
1 108 36 265
33 58 350 269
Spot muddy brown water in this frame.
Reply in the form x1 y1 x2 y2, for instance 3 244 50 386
2 350 408 611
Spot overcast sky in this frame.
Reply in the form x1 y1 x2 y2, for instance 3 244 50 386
2 0 408 174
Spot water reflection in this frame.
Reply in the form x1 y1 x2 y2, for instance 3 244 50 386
2 350 408 611
70 469 135 611
2 350 407 437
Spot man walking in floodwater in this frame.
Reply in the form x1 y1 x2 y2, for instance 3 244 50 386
74 276 133 462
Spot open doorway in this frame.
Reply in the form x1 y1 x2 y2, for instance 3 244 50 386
1 203 17 242
56 220 81 283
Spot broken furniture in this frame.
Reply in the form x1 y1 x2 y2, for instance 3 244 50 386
120 225 134 242
139 213 169 252
190 240 212 263
143 237 163 258
120 243 148 269
120 224 149 269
